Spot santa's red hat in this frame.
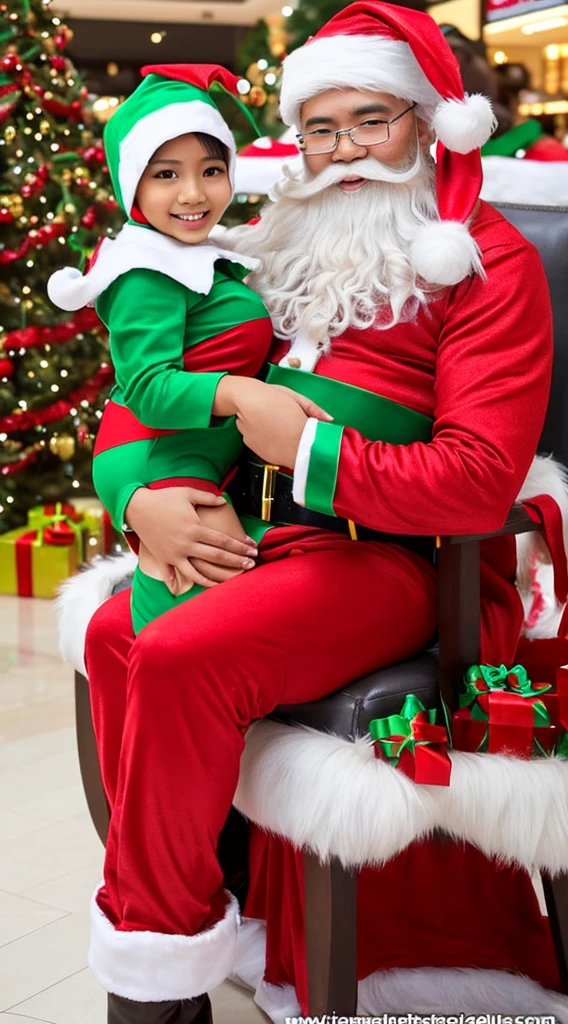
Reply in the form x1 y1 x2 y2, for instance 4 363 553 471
279 1 497 286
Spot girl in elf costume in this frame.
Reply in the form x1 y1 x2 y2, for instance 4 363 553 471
49 64 327 633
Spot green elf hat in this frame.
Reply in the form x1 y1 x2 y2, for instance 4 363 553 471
103 64 258 216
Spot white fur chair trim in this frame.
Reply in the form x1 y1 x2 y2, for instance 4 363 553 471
55 551 137 675
234 720 568 874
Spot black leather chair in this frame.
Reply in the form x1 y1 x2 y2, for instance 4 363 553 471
73 202 568 1017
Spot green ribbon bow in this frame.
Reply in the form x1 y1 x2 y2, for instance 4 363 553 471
461 663 551 738
369 694 446 764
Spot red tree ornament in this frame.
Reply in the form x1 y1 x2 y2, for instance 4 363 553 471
1 53 23 74
0 359 15 378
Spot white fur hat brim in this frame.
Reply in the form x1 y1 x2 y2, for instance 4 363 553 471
280 34 495 153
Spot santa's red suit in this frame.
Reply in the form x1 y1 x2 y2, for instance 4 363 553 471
85 198 564 1010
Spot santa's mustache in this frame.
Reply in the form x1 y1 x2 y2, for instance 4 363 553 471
270 149 422 201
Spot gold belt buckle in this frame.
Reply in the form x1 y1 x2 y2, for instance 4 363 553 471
347 520 359 541
261 464 280 522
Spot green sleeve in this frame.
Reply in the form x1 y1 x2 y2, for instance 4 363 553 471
97 268 227 430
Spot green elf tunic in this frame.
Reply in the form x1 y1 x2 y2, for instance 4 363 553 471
49 222 272 633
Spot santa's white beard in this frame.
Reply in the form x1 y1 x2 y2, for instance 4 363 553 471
228 154 439 349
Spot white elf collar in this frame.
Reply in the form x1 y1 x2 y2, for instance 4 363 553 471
47 222 259 312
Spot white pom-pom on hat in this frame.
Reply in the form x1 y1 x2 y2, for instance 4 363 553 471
433 94 497 155
410 221 483 287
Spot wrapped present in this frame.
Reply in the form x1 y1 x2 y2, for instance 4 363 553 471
541 666 568 757
69 496 120 562
0 502 86 599
452 663 556 758
369 694 452 786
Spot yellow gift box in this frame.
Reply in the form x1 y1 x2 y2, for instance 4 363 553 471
71 496 122 562
0 502 86 599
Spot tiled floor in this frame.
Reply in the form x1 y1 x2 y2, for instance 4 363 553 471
0 595 266 1023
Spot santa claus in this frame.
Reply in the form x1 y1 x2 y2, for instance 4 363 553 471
75 3 568 1022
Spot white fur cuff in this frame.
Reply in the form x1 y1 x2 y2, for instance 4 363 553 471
89 887 240 1001
292 416 317 506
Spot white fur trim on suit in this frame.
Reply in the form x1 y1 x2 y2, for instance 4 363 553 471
48 223 259 312
55 551 137 675
280 37 442 129
232 918 568 1023
292 416 317 506
516 455 568 638
433 94 496 154
278 331 324 374
234 719 568 873
410 219 484 286
119 101 237 213
89 886 240 1001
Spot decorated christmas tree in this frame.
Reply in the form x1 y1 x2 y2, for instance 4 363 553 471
235 0 349 139
0 0 124 533
235 14 287 140
285 0 349 51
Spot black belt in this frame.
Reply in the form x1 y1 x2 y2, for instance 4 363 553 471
230 458 436 563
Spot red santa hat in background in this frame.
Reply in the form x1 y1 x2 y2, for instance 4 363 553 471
279 1 497 287
235 136 301 195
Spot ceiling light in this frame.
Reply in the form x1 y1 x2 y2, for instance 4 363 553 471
522 16 567 33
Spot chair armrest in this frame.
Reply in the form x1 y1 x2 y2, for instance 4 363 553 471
437 503 542 711
442 502 542 545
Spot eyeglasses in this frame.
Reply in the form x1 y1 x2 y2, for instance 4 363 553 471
296 103 417 156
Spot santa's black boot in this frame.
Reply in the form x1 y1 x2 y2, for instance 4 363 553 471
107 993 212 1023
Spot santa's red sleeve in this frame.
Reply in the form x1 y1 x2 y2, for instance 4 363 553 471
292 236 553 536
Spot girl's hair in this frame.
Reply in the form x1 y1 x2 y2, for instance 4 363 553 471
194 132 229 166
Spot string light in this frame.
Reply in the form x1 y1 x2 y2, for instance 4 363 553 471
72 480 80 488
50 384 59 393
40 360 48 368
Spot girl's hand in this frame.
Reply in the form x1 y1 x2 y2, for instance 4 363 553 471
125 486 258 593
214 375 333 424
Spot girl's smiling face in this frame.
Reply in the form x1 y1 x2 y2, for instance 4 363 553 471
135 132 232 244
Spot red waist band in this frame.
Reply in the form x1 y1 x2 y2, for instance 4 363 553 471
94 400 179 456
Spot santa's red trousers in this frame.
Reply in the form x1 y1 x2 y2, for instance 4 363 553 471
85 525 558 992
